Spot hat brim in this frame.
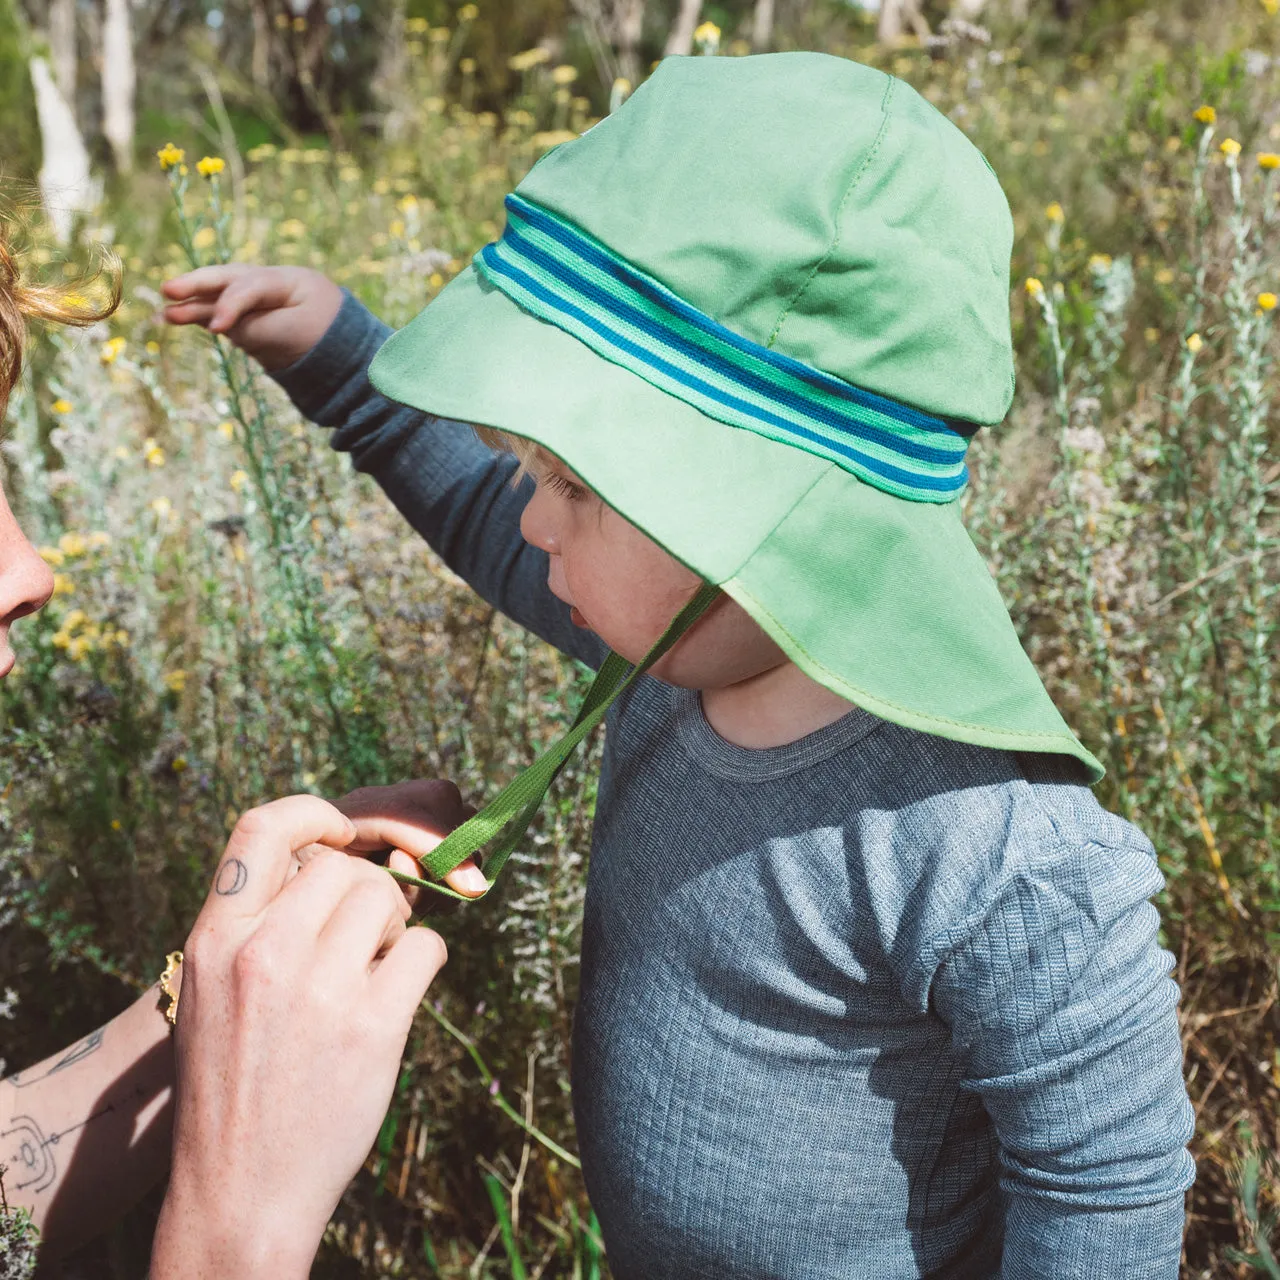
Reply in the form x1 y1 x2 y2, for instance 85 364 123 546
371 266 1102 780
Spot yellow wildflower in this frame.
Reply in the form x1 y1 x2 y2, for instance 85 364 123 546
230 470 249 493
1258 292 1278 310
552 64 578 86
217 419 236 440
1265 0 1279 14
52 631 71 650
429 272 444 289
88 531 111 550
52 574 75 597
389 219 406 238
457 2 478 19
111 820 123 832
192 227 217 251
164 670 188 693
61 609 87 631
156 142 185 170
151 497 173 518
1259 152 1280 170
172 756 189 773
1088 253 1113 271
145 340 161 354
1044 201 1065 223
67 636 91 662
1220 137 1242 158
532 130 578 150
1186 332 1204 353
51 398 72 414
279 219 307 239
143 438 166 468
694 20 721 47
196 155 226 177
38 546 65 567
99 336 126 364
508 47 551 72
405 16 428 32
58 531 87 558
1024 277 1045 298
1193 105 1216 126
460 57 476 74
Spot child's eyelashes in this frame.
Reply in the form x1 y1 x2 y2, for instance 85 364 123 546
541 471 589 503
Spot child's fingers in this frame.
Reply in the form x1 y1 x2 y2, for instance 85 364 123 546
162 299 219 328
162 264 248 302
207 275 294 334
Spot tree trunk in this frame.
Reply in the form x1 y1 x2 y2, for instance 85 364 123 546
878 0 930 44
29 55 98 242
664 0 702 57
48 0 75 103
751 0 774 51
610 0 645 86
101 0 135 173
251 0 271 90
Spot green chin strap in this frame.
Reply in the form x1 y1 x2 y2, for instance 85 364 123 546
389 582 720 903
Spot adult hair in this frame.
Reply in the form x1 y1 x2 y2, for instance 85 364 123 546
0 195 121 418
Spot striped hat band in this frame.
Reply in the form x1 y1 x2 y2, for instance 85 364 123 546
474 193 974 504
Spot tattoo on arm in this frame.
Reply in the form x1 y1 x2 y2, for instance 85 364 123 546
215 857 249 896
7 1028 105 1090
2 1084 147 1196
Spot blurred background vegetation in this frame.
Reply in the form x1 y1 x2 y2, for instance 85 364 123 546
0 0 1278 1276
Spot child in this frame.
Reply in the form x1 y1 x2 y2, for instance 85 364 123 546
165 53 1194 1279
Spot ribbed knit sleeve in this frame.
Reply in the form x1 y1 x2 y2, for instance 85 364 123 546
927 833 1195 1278
269 290 605 669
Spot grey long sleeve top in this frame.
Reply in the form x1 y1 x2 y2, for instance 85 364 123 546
273 292 1196 1280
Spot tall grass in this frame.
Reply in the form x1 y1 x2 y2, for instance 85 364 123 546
0 5 1276 1275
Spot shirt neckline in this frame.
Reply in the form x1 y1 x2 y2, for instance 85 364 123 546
671 685 883 782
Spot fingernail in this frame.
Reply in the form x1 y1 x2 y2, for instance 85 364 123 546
459 865 487 894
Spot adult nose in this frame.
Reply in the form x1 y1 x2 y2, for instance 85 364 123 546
0 487 55 633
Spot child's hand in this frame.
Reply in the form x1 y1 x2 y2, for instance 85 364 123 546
336 779 488 907
162 265 344 371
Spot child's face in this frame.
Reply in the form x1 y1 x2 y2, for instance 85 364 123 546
518 454 786 688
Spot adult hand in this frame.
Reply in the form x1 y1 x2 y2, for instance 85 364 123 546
161 265 344 371
339 779 488 908
150 796 447 1280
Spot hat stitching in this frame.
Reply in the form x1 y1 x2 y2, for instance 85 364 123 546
764 73 898 352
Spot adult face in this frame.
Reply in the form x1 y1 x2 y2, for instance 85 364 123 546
0 479 54 679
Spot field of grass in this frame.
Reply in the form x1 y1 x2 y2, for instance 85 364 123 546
1 4 1278 1276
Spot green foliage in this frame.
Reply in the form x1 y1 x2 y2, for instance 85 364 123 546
0 0 38 181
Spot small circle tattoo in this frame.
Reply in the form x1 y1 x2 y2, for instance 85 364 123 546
215 857 249 896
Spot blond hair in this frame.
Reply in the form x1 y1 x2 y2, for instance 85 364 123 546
0 199 121 419
471 423 545 478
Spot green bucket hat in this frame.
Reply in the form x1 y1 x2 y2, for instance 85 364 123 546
371 52 1103 897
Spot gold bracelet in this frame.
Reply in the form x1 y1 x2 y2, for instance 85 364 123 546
159 951 183 1028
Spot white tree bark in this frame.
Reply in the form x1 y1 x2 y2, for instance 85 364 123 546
101 0 136 172
878 0 930 44
751 0 774 51
663 0 702 56
48 0 75 103
29 56 98 243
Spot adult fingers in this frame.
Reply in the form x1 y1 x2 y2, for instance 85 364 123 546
208 796 357 918
369 926 448 1031
318 868 411 974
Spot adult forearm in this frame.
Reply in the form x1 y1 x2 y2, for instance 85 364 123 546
0 983 176 1257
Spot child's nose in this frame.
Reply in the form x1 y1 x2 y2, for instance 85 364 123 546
0 492 55 630
519 486 561 555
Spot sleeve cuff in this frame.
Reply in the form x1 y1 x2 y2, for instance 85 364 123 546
268 288 395 423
